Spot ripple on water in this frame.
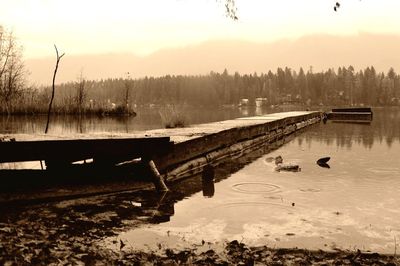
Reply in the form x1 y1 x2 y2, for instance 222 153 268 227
366 167 400 175
231 182 281 194
299 188 321 193
214 201 293 211
263 158 277 168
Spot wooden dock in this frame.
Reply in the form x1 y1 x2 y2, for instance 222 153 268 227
327 107 373 122
0 111 321 202
149 111 321 180
0 137 172 166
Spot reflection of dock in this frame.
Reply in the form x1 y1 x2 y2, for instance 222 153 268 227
159 111 321 182
0 111 321 202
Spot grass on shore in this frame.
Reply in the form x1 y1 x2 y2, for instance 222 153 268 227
159 104 188 128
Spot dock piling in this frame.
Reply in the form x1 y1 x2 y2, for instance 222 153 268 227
148 160 169 192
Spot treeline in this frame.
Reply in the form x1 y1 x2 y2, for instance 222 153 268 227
3 66 400 114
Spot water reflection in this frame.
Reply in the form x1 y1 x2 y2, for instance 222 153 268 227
2 108 399 254
107 109 400 254
231 182 281 194
297 107 400 149
2 108 399 149
201 165 215 198
0 107 246 134
142 191 175 224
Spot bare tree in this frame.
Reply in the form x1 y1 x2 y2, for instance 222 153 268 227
0 27 25 114
124 72 132 113
45 45 65 134
75 70 86 115
221 0 348 19
223 0 238 20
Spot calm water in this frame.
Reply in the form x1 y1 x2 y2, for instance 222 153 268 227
0 106 278 134
103 107 400 254
2 107 400 253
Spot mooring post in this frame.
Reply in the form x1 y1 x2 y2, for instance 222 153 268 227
148 160 169 192
202 164 215 198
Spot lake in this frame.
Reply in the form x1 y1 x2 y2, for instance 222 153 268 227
0 105 308 134
1 106 399 254
101 107 399 254
0 106 274 134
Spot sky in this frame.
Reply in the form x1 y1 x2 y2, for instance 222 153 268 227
1 0 400 59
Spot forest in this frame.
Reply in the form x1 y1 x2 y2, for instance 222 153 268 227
2 25 400 115
2 65 400 115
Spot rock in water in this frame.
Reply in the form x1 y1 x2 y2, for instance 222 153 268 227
317 157 330 164
265 157 275 163
318 163 330 168
275 164 301 172
317 157 331 168
275 155 283 165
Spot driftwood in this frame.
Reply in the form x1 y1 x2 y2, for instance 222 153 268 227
275 164 301 172
264 154 304 172
148 160 169 192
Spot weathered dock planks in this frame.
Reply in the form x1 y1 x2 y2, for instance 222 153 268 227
151 111 321 181
0 111 322 201
1 111 321 170
148 111 320 171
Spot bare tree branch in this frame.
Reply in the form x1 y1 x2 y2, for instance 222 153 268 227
76 69 86 115
220 0 238 20
45 44 65 133
0 29 25 114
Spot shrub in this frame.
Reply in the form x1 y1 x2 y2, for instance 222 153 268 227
159 105 188 128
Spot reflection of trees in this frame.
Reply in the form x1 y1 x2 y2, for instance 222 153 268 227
296 108 400 149
0 106 246 134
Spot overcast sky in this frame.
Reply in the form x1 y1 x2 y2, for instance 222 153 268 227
1 0 400 59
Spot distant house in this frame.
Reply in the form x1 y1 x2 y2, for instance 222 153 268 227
391 97 400 105
239 98 249 106
276 94 293 104
255 98 268 107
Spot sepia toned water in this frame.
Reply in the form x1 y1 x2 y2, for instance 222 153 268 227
0 105 304 134
103 107 400 254
1 107 400 253
0 106 262 134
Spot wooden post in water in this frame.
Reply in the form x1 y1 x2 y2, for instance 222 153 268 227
148 160 169 192
202 164 215 198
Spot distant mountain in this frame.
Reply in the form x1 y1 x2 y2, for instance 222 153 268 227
25 33 400 85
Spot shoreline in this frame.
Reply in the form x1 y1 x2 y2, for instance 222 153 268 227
1 185 398 265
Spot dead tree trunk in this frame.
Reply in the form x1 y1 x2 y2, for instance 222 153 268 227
45 45 65 134
76 70 86 115
124 72 132 114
